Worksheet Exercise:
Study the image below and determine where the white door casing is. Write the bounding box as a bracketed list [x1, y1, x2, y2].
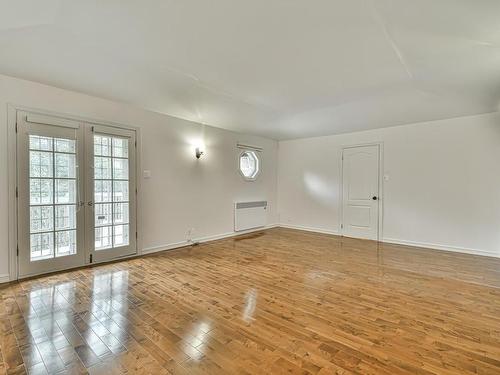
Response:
[342, 145, 380, 240]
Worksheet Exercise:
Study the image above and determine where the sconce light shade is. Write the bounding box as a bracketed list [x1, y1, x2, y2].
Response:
[195, 147, 204, 159]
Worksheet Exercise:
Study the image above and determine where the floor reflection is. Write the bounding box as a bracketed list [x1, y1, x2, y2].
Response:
[242, 288, 257, 323]
[3, 228, 500, 374]
[181, 320, 212, 361]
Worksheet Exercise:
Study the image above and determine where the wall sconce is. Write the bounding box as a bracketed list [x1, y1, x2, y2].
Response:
[195, 147, 204, 159]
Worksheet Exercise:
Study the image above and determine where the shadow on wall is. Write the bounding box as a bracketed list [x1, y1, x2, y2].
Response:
[303, 172, 338, 208]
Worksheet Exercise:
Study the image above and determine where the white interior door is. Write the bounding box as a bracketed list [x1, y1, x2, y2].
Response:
[342, 145, 380, 240]
[86, 124, 137, 263]
[17, 112, 86, 277]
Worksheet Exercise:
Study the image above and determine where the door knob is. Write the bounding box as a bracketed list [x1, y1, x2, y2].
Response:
[372, 196, 378, 200]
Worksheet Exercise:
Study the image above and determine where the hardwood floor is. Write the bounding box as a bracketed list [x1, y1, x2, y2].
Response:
[1, 227, 500, 374]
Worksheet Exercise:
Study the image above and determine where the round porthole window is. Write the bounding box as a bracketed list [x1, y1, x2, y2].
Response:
[239, 150, 260, 180]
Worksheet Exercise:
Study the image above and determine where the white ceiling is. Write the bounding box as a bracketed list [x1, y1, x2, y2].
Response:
[1, 0, 499, 140]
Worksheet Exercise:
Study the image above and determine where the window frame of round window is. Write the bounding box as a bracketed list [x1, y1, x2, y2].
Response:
[238, 150, 260, 181]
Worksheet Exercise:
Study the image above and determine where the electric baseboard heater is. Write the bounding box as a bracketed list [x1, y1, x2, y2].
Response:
[234, 201, 267, 231]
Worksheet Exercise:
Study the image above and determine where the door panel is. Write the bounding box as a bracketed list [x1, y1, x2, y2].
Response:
[17, 112, 85, 278]
[342, 145, 380, 240]
[86, 125, 137, 263]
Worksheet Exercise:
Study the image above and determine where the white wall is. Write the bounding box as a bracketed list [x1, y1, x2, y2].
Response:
[2, 74, 499, 283]
[0, 74, 279, 281]
[278, 112, 500, 257]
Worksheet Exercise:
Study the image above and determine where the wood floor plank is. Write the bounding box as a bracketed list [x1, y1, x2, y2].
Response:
[2, 228, 500, 374]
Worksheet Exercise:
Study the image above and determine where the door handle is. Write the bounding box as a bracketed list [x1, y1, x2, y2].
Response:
[88, 201, 93, 206]
[372, 196, 378, 201]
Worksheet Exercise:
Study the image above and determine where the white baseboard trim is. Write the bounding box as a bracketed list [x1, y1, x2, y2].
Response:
[141, 224, 279, 256]
[279, 223, 340, 236]
[3, 225, 280, 283]
[6, 224, 495, 285]
[278, 223, 499, 259]
[141, 241, 189, 255]
[0, 274, 11, 284]
[382, 237, 500, 259]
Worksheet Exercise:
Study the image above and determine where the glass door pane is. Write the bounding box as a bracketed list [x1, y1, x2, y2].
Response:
[29, 135, 78, 260]
[94, 135, 130, 250]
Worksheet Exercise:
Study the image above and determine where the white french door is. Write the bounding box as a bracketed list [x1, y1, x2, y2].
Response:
[17, 112, 86, 277]
[17, 111, 137, 278]
[85, 125, 137, 263]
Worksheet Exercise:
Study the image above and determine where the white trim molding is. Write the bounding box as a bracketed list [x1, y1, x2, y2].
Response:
[6, 224, 279, 282]
[382, 237, 500, 259]
[7, 104, 18, 282]
[237, 143, 263, 152]
[279, 224, 340, 236]
[141, 224, 279, 255]
[3, 223, 497, 284]
[141, 241, 191, 255]
[278, 224, 499, 259]
[0, 274, 10, 284]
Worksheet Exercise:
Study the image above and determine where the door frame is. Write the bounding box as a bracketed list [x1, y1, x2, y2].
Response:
[7, 104, 142, 281]
[339, 141, 384, 241]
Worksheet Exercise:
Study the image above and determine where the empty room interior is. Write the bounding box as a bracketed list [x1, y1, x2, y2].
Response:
[1, 1, 500, 374]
